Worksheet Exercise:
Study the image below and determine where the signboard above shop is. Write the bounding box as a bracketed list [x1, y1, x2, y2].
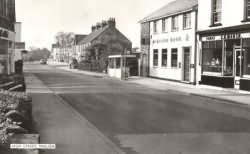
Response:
[202, 32, 250, 41]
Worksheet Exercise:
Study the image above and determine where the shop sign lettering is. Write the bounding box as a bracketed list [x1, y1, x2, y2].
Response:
[221, 34, 241, 40]
[205, 36, 215, 41]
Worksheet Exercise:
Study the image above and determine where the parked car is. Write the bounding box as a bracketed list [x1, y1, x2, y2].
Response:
[69, 58, 78, 69]
[40, 59, 47, 65]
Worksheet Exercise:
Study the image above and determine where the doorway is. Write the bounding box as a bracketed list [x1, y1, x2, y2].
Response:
[234, 48, 244, 89]
[183, 47, 191, 82]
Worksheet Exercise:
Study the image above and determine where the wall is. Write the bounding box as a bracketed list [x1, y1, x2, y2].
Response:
[149, 11, 197, 83]
[198, 0, 246, 31]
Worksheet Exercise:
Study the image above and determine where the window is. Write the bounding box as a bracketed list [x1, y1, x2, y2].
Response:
[153, 49, 158, 66]
[162, 18, 168, 32]
[116, 58, 121, 69]
[243, 38, 250, 76]
[171, 49, 178, 67]
[183, 13, 191, 29]
[243, 0, 250, 21]
[202, 40, 223, 75]
[171, 16, 179, 31]
[162, 49, 168, 67]
[109, 58, 114, 68]
[153, 21, 158, 33]
[211, 0, 222, 25]
[141, 39, 146, 45]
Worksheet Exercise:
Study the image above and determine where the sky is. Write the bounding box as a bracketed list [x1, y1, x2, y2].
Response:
[16, 0, 173, 50]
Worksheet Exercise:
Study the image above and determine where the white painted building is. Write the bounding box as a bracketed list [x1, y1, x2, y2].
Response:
[197, 0, 250, 91]
[140, 0, 198, 84]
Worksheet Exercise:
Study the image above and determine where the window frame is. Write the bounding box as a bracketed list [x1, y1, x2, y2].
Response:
[162, 18, 168, 32]
[153, 20, 158, 33]
[183, 13, 192, 30]
[243, 0, 250, 22]
[210, 0, 222, 27]
[153, 49, 159, 67]
[171, 16, 179, 32]
[171, 48, 178, 68]
[161, 49, 168, 67]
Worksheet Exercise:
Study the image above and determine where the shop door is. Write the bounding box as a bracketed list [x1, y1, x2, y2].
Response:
[234, 49, 243, 89]
[183, 48, 190, 82]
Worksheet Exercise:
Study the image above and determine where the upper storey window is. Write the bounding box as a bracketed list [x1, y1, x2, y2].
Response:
[171, 16, 179, 32]
[153, 20, 159, 33]
[211, 0, 222, 26]
[243, 0, 250, 21]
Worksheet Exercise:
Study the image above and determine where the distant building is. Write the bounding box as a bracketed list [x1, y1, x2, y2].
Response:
[0, 0, 16, 75]
[78, 18, 132, 73]
[72, 34, 87, 61]
[140, 0, 198, 84]
[51, 43, 61, 62]
[14, 22, 25, 61]
[197, 0, 250, 91]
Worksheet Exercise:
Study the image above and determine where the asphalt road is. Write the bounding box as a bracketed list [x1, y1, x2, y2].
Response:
[25, 63, 250, 154]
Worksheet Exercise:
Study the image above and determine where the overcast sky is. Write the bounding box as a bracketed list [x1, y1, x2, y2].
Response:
[16, 0, 173, 49]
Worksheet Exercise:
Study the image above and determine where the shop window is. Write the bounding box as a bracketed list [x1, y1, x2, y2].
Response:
[171, 48, 178, 68]
[183, 13, 191, 29]
[162, 18, 168, 32]
[211, 0, 222, 26]
[243, 38, 250, 77]
[162, 49, 168, 67]
[202, 40, 223, 75]
[171, 16, 179, 32]
[116, 58, 121, 69]
[153, 49, 158, 66]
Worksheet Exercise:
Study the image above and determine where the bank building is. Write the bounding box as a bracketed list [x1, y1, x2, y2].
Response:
[140, 0, 198, 84]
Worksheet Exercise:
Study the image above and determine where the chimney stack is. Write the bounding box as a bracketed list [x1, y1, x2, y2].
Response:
[91, 25, 96, 32]
[107, 17, 116, 27]
[96, 22, 101, 30]
[101, 20, 108, 29]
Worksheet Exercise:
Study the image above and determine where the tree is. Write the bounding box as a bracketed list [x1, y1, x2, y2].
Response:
[55, 32, 75, 48]
[26, 48, 51, 61]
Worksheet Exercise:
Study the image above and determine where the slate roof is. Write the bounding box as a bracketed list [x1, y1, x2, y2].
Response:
[79, 26, 109, 44]
[139, 0, 198, 23]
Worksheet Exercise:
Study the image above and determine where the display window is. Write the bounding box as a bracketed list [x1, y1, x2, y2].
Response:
[243, 38, 250, 78]
[202, 40, 223, 75]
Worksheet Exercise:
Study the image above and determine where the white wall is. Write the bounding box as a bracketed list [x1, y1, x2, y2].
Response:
[198, 0, 246, 31]
[149, 11, 197, 83]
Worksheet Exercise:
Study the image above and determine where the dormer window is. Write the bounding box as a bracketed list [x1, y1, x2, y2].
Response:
[210, 0, 222, 26]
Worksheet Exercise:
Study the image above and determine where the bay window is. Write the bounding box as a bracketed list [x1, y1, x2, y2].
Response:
[243, 38, 250, 77]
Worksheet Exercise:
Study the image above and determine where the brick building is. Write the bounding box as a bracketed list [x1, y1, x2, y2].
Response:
[78, 18, 132, 73]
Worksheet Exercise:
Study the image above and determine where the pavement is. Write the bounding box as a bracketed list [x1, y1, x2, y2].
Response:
[48, 61, 250, 106]
[24, 62, 250, 154]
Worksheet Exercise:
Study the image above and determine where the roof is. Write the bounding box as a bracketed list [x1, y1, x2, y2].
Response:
[75, 34, 87, 45]
[79, 26, 109, 44]
[139, 0, 198, 23]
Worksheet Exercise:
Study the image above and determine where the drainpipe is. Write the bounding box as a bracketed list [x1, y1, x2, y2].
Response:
[194, 9, 198, 85]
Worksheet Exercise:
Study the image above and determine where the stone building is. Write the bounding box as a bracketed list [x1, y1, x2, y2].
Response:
[197, 0, 250, 91]
[78, 18, 132, 73]
[0, 0, 16, 75]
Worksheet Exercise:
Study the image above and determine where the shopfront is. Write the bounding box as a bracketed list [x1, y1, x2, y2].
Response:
[200, 32, 250, 91]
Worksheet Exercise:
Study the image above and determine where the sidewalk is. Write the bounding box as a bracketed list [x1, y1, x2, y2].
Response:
[24, 73, 124, 154]
[49, 62, 250, 106]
